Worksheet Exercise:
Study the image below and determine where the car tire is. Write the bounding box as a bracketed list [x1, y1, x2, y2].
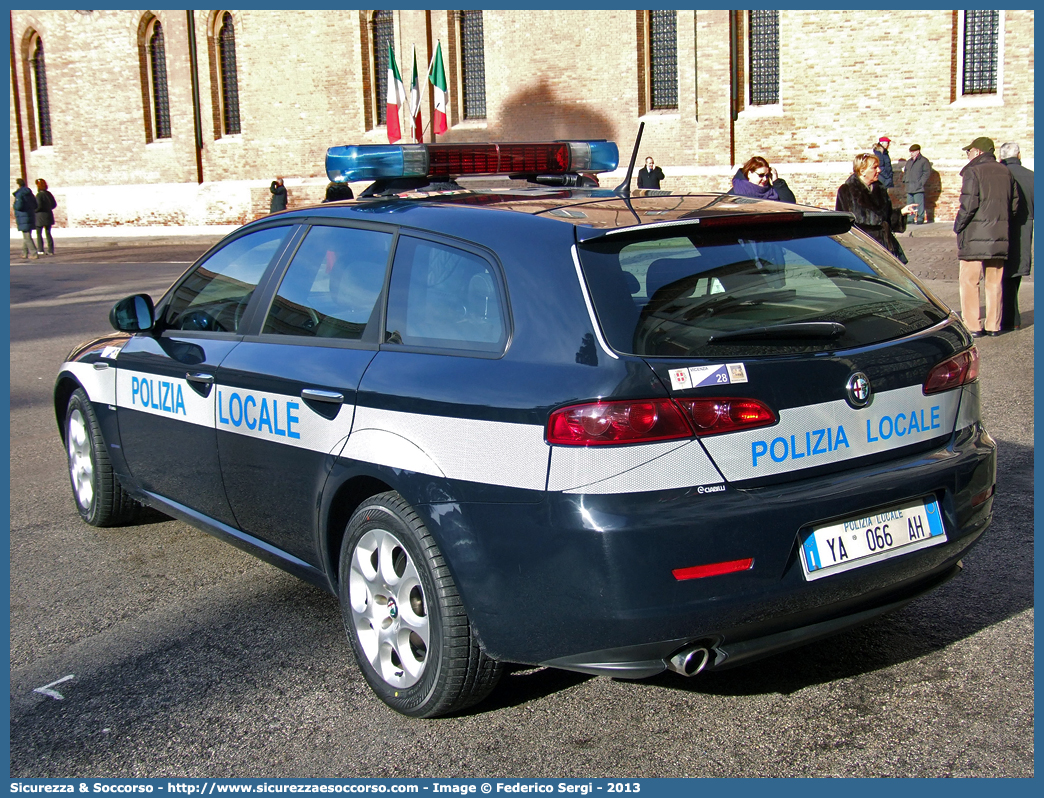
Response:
[338, 491, 503, 717]
[65, 387, 142, 527]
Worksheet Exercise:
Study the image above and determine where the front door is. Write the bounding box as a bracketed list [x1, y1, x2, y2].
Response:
[117, 225, 295, 524]
[215, 223, 393, 563]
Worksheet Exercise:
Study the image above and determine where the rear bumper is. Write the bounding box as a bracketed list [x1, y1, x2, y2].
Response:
[542, 558, 967, 678]
[435, 423, 995, 671]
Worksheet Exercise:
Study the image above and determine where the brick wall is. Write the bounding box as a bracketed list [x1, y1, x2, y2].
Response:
[10, 10, 1034, 228]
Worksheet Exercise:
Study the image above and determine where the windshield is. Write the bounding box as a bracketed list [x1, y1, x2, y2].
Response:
[576, 228, 947, 358]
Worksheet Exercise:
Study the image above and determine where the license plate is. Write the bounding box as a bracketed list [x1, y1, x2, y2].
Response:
[801, 497, 947, 581]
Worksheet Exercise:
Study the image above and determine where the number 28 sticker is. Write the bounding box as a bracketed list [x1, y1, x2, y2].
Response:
[670, 363, 748, 391]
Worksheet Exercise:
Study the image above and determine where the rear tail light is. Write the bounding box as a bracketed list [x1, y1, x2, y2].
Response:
[546, 396, 777, 445]
[923, 348, 979, 395]
[547, 399, 693, 446]
[675, 398, 776, 436]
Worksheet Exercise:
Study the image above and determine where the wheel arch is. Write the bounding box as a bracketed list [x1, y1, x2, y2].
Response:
[319, 472, 395, 591]
[54, 372, 83, 443]
[318, 468, 477, 601]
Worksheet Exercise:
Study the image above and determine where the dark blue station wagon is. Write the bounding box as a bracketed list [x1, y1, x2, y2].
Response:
[55, 141, 996, 716]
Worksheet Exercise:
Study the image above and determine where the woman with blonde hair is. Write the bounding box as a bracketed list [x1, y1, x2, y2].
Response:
[835, 152, 917, 263]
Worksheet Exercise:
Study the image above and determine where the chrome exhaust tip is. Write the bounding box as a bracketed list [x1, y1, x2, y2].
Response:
[666, 646, 710, 677]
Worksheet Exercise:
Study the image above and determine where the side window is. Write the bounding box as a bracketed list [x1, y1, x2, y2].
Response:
[385, 237, 506, 352]
[263, 225, 392, 340]
[163, 226, 290, 333]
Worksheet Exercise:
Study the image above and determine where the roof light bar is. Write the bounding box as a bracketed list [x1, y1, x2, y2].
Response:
[326, 141, 619, 183]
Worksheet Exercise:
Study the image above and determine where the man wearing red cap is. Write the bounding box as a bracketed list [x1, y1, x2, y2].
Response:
[873, 137, 894, 189]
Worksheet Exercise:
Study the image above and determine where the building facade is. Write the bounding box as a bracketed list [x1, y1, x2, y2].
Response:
[10, 9, 1035, 228]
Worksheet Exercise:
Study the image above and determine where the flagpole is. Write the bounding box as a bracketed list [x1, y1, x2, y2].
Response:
[425, 10, 435, 143]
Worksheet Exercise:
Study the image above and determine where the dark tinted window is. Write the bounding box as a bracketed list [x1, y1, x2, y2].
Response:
[163, 226, 289, 333]
[263, 225, 392, 340]
[577, 229, 946, 358]
[385, 237, 505, 352]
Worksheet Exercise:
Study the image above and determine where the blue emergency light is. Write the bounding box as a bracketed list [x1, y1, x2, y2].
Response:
[326, 141, 619, 183]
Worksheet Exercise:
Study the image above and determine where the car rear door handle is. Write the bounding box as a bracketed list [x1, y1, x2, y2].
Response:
[301, 389, 345, 404]
[185, 372, 214, 397]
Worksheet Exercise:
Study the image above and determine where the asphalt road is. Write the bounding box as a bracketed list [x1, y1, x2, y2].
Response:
[7, 236, 1034, 778]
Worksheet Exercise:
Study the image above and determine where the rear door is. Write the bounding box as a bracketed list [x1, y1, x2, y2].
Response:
[213, 222, 393, 563]
[116, 225, 296, 524]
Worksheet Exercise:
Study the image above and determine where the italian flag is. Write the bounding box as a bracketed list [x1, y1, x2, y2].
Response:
[428, 41, 448, 135]
[385, 45, 406, 143]
[409, 49, 423, 142]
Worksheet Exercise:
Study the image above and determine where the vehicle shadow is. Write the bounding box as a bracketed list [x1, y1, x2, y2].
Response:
[467, 666, 594, 715]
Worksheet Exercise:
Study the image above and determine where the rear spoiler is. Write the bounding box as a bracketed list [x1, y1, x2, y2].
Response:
[575, 209, 855, 243]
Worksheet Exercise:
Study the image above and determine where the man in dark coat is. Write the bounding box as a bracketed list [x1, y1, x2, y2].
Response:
[953, 136, 1019, 337]
[12, 177, 39, 259]
[998, 142, 1034, 331]
[902, 144, 932, 224]
[636, 157, 665, 189]
[270, 177, 288, 212]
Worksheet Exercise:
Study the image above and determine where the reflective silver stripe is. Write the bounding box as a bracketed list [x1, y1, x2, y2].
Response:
[73, 364, 551, 490]
[702, 383, 961, 481]
[570, 244, 619, 361]
[344, 406, 549, 490]
[548, 438, 723, 494]
[61, 361, 117, 406]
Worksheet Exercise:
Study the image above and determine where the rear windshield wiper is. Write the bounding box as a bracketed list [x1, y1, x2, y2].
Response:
[707, 321, 846, 343]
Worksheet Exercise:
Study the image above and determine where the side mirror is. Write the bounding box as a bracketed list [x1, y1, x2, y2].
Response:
[110, 294, 156, 333]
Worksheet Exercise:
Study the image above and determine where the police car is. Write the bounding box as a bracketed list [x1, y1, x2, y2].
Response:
[55, 137, 995, 718]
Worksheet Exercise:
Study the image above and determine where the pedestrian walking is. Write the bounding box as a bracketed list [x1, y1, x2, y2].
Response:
[637, 157, 665, 189]
[954, 136, 1019, 337]
[835, 152, 917, 263]
[12, 178, 39, 259]
[270, 177, 288, 212]
[902, 145, 931, 225]
[998, 141, 1034, 331]
[873, 137, 894, 189]
[34, 178, 57, 255]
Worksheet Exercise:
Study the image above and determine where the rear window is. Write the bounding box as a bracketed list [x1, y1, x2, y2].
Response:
[577, 228, 947, 358]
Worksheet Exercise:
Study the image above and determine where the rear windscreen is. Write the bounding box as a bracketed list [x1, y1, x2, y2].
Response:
[577, 229, 948, 358]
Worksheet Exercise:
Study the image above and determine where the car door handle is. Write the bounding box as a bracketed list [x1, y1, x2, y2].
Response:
[301, 389, 345, 404]
[185, 372, 214, 397]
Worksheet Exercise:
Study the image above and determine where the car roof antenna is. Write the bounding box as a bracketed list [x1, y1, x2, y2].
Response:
[613, 122, 645, 197]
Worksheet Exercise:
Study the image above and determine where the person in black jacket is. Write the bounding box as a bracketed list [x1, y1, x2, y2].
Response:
[270, 177, 288, 212]
[954, 136, 1019, 337]
[12, 178, 39, 259]
[34, 178, 57, 255]
[636, 157, 664, 189]
[835, 152, 917, 263]
[322, 181, 355, 203]
[998, 141, 1034, 331]
[902, 145, 931, 225]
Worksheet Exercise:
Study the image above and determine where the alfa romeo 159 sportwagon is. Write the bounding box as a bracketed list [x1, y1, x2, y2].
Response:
[55, 139, 995, 717]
